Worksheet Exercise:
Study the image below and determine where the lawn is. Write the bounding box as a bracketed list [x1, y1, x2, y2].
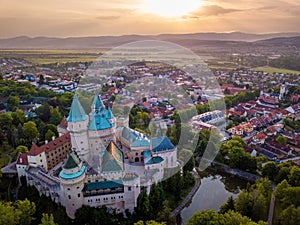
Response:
[253, 66, 300, 75]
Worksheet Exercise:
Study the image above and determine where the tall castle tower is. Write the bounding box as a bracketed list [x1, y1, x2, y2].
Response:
[67, 93, 90, 162]
[59, 152, 86, 218]
[88, 93, 116, 156]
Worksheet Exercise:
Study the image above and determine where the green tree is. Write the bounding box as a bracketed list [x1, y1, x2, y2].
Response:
[262, 162, 277, 181]
[186, 210, 224, 225]
[45, 130, 56, 142]
[11, 109, 26, 126]
[23, 121, 39, 142]
[219, 196, 235, 214]
[16, 199, 36, 225]
[0, 201, 20, 225]
[39, 213, 57, 225]
[135, 190, 151, 221]
[289, 166, 300, 187]
[149, 184, 165, 218]
[49, 107, 63, 125]
[279, 205, 300, 225]
[276, 136, 287, 146]
[36, 103, 51, 122]
[12, 145, 28, 160]
[7, 95, 20, 111]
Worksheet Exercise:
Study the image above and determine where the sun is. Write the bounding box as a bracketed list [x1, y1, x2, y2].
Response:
[142, 0, 203, 18]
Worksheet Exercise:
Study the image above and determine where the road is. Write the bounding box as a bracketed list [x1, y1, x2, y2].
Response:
[171, 169, 201, 217]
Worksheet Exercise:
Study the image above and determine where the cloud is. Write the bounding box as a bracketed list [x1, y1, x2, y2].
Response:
[96, 15, 121, 20]
[183, 5, 241, 19]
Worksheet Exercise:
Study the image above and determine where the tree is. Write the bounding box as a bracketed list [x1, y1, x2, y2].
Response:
[16, 199, 36, 225]
[23, 121, 39, 142]
[134, 221, 166, 225]
[135, 190, 151, 221]
[235, 191, 254, 218]
[186, 210, 224, 225]
[149, 184, 165, 219]
[289, 166, 300, 187]
[12, 145, 28, 160]
[7, 95, 20, 112]
[220, 196, 235, 214]
[279, 205, 300, 225]
[0, 201, 20, 225]
[276, 136, 287, 146]
[36, 103, 51, 122]
[39, 213, 57, 225]
[45, 130, 56, 142]
[262, 162, 277, 181]
[49, 107, 63, 125]
[11, 109, 26, 126]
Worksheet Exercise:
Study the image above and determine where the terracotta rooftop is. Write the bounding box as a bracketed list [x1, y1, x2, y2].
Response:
[28, 133, 71, 156]
[58, 116, 68, 129]
[16, 153, 28, 165]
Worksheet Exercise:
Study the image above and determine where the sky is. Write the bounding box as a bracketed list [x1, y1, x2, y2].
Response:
[0, 0, 300, 38]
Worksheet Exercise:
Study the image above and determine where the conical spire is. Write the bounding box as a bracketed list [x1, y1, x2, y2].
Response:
[67, 93, 88, 122]
[91, 92, 104, 111]
[106, 105, 114, 119]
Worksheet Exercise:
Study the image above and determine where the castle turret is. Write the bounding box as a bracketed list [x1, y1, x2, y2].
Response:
[59, 151, 86, 218]
[67, 93, 90, 162]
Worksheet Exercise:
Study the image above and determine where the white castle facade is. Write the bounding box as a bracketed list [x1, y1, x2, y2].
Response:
[14, 93, 177, 218]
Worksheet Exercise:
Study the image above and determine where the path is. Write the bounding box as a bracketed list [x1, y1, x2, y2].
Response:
[267, 183, 276, 225]
[171, 169, 201, 217]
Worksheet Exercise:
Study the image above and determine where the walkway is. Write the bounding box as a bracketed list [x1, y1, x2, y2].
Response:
[267, 183, 276, 225]
[171, 169, 201, 217]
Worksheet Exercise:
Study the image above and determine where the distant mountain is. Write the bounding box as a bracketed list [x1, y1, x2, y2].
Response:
[0, 32, 299, 49]
[255, 36, 300, 47]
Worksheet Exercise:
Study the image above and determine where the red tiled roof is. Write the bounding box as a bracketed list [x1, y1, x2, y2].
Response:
[58, 116, 68, 129]
[28, 133, 71, 156]
[16, 153, 28, 165]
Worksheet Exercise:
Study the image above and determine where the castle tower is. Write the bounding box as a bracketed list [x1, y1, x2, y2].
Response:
[59, 152, 86, 218]
[88, 94, 116, 155]
[67, 93, 90, 162]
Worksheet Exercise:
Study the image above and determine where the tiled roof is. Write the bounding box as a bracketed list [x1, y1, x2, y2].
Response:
[91, 93, 104, 110]
[28, 133, 71, 156]
[89, 115, 112, 130]
[63, 151, 81, 169]
[67, 93, 88, 122]
[58, 116, 68, 129]
[145, 156, 164, 165]
[83, 180, 123, 191]
[101, 141, 124, 172]
[16, 153, 28, 165]
[152, 136, 174, 152]
[106, 106, 114, 119]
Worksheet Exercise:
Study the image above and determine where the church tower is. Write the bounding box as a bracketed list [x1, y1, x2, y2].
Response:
[67, 93, 90, 162]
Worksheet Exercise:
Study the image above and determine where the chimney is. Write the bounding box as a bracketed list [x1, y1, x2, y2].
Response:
[45, 140, 48, 144]
[52, 136, 55, 141]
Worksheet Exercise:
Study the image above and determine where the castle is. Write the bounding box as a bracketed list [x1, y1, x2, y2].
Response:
[14, 93, 177, 218]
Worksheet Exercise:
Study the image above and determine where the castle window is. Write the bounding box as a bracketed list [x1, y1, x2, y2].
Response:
[68, 195, 71, 199]
[128, 187, 131, 191]
[81, 141, 83, 144]
[78, 194, 80, 198]
[67, 188, 70, 191]
[77, 186, 80, 189]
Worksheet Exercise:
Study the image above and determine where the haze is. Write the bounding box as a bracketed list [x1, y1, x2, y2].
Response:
[0, 0, 300, 38]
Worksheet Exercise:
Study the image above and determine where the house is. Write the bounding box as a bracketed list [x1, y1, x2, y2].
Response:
[253, 132, 267, 144]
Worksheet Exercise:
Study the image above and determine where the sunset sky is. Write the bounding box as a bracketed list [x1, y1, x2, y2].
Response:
[1, 0, 300, 38]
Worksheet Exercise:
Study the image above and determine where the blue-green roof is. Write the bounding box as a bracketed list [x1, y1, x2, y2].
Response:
[89, 115, 112, 130]
[145, 156, 164, 165]
[106, 106, 114, 119]
[143, 150, 151, 161]
[91, 93, 104, 111]
[67, 93, 88, 122]
[101, 141, 124, 172]
[59, 165, 86, 180]
[83, 180, 123, 191]
[63, 152, 81, 169]
[131, 139, 150, 148]
[152, 136, 174, 152]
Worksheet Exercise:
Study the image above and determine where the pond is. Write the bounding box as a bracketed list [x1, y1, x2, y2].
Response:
[180, 173, 248, 224]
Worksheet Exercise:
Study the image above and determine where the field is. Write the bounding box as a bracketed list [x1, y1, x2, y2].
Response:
[253, 66, 300, 75]
[0, 49, 103, 65]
